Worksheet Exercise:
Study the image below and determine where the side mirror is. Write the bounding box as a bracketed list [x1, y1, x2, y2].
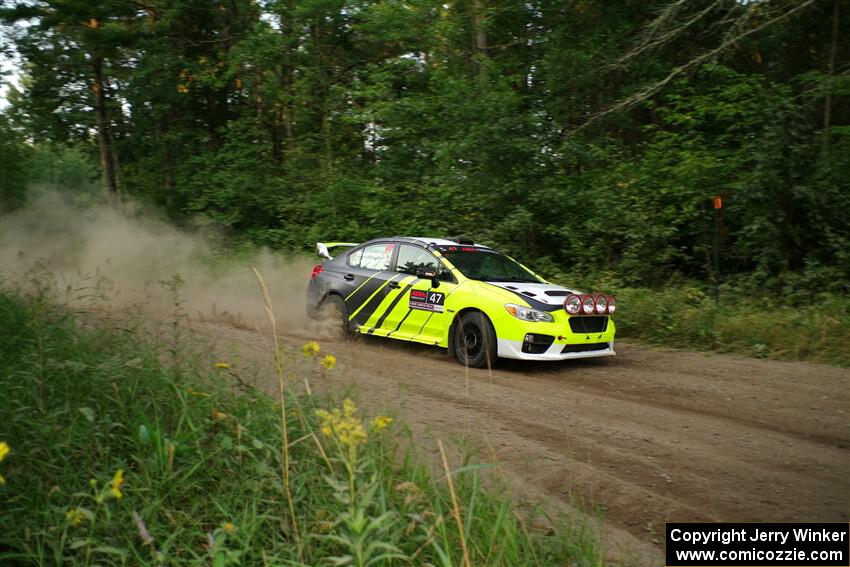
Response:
[415, 267, 440, 288]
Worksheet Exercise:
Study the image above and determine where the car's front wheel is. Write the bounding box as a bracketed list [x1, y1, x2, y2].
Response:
[453, 311, 497, 368]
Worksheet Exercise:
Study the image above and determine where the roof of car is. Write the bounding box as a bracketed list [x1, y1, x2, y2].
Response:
[387, 236, 492, 248]
[348, 236, 493, 252]
[405, 237, 461, 245]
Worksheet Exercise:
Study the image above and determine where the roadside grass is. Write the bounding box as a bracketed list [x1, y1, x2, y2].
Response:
[0, 288, 602, 566]
[611, 287, 850, 366]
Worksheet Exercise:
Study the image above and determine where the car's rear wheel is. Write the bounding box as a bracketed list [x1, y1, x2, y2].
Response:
[318, 294, 351, 340]
[453, 311, 497, 368]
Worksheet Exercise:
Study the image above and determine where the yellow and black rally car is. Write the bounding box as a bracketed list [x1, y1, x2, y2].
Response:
[306, 237, 616, 368]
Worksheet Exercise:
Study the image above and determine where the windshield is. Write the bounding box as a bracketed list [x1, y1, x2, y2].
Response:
[441, 249, 541, 283]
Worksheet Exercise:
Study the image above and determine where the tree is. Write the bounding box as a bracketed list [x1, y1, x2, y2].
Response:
[0, 112, 28, 212]
[1, 0, 140, 198]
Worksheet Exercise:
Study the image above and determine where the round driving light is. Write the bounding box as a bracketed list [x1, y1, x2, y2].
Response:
[607, 295, 616, 314]
[564, 293, 581, 315]
[594, 294, 607, 314]
[581, 294, 595, 315]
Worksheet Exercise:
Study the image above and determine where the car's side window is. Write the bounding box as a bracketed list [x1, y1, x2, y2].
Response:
[396, 245, 453, 281]
[348, 248, 364, 267]
[351, 243, 394, 271]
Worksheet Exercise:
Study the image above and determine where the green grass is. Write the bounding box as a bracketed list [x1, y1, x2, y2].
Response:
[0, 290, 602, 566]
[611, 286, 850, 366]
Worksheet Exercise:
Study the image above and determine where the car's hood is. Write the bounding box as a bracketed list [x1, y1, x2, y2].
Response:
[485, 282, 583, 307]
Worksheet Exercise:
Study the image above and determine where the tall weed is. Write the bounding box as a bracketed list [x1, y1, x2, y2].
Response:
[0, 288, 603, 565]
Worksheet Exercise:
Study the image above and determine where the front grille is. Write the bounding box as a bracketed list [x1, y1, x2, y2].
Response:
[561, 342, 609, 354]
[568, 316, 608, 334]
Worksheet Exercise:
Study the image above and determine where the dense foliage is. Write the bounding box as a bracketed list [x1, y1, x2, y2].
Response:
[1, 0, 848, 293]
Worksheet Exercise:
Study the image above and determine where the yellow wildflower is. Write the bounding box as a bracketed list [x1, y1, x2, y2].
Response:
[370, 415, 393, 432]
[0, 441, 9, 485]
[66, 508, 86, 527]
[321, 354, 336, 370]
[111, 469, 124, 499]
[302, 341, 320, 357]
[315, 399, 367, 449]
[223, 522, 236, 534]
[343, 399, 357, 416]
[214, 362, 230, 369]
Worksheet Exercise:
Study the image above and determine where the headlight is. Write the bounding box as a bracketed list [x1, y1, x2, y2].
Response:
[607, 295, 616, 314]
[505, 304, 554, 323]
[581, 294, 595, 315]
[594, 294, 607, 315]
[564, 293, 581, 315]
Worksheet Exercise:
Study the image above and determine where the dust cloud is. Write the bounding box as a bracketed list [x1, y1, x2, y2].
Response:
[0, 189, 319, 335]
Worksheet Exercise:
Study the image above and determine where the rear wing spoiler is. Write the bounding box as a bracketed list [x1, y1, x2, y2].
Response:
[316, 242, 358, 260]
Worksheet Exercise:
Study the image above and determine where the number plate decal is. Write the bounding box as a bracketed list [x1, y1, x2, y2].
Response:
[409, 290, 445, 312]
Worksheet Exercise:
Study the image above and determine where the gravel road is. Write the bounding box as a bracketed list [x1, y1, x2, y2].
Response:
[199, 322, 849, 565]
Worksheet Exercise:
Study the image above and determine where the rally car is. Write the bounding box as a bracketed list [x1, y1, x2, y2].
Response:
[306, 237, 616, 368]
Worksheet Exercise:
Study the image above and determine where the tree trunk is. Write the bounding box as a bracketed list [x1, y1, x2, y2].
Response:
[823, 0, 839, 150]
[471, 0, 488, 79]
[278, 2, 296, 157]
[472, 0, 488, 54]
[92, 57, 119, 199]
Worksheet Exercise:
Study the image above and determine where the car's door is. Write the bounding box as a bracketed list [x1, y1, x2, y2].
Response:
[379, 244, 457, 344]
[341, 242, 402, 330]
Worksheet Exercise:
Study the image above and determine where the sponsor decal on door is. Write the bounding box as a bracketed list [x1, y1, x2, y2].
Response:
[409, 290, 445, 312]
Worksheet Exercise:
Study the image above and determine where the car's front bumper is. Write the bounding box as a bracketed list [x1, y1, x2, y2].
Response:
[496, 338, 616, 361]
[490, 311, 617, 361]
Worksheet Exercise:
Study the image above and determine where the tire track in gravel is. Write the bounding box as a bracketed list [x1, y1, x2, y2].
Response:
[196, 322, 850, 565]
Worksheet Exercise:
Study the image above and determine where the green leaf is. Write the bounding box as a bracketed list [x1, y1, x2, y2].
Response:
[93, 546, 128, 559]
[68, 539, 90, 550]
[138, 424, 151, 445]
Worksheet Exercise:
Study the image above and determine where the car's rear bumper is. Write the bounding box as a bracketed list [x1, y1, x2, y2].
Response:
[496, 338, 616, 361]
[306, 281, 324, 319]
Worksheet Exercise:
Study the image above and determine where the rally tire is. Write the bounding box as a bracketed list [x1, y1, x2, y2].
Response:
[453, 312, 497, 369]
[320, 294, 351, 340]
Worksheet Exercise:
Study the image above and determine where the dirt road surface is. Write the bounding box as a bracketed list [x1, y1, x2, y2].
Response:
[198, 322, 849, 565]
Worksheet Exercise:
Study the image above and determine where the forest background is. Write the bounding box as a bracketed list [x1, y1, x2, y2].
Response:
[1, 0, 848, 361]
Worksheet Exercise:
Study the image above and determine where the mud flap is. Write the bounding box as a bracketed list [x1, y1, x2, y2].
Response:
[446, 319, 456, 357]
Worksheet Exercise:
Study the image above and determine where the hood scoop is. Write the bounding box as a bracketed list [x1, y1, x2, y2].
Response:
[486, 281, 578, 307]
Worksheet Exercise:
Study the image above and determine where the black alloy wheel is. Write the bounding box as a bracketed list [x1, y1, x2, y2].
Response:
[454, 311, 497, 368]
